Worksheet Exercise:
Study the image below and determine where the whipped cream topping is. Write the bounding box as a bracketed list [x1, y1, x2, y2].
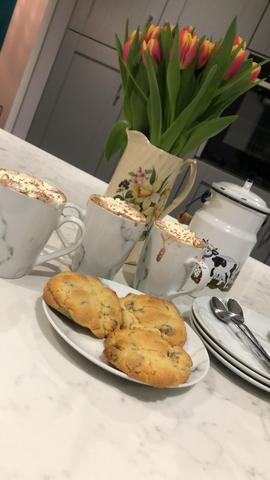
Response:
[156, 219, 206, 248]
[0, 169, 66, 204]
[90, 194, 146, 223]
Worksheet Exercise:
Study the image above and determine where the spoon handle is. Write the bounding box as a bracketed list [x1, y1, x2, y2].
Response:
[233, 321, 270, 365]
[241, 324, 270, 363]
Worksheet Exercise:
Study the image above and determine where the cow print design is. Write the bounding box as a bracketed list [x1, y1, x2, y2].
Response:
[201, 245, 240, 291]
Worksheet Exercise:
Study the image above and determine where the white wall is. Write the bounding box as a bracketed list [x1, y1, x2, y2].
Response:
[0, 0, 50, 128]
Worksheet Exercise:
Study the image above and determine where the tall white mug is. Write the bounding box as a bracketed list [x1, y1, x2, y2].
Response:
[0, 169, 85, 278]
[134, 218, 210, 298]
[72, 194, 146, 279]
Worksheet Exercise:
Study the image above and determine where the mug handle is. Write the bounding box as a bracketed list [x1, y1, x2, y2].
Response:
[56, 203, 86, 248]
[159, 159, 197, 219]
[167, 258, 210, 298]
[34, 215, 85, 266]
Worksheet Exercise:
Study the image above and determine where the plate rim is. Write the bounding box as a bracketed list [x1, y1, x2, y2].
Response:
[41, 278, 210, 389]
[190, 313, 270, 392]
[192, 297, 270, 381]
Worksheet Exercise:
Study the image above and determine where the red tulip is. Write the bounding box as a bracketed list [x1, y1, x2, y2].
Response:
[142, 38, 161, 64]
[197, 38, 214, 69]
[145, 24, 161, 43]
[250, 62, 261, 80]
[123, 30, 142, 64]
[224, 34, 247, 80]
[179, 26, 199, 68]
[123, 39, 132, 64]
[233, 34, 246, 48]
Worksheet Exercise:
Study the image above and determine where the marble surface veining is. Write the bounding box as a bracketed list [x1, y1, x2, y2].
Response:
[0, 129, 269, 480]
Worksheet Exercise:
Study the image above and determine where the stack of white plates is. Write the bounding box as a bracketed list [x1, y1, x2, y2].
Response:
[190, 297, 270, 393]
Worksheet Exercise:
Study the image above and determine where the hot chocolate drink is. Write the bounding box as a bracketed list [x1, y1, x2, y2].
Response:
[90, 194, 146, 224]
[0, 169, 66, 204]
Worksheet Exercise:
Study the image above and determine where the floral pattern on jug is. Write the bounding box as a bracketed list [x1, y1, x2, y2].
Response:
[191, 243, 240, 292]
[113, 166, 171, 233]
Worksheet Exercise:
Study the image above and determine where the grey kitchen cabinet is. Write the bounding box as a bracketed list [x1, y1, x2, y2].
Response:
[171, 159, 270, 265]
[69, 0, 175, 48]
[176, 0, 268, 42]
[249, 4, 270, 55]
[27, 30, 123, 180]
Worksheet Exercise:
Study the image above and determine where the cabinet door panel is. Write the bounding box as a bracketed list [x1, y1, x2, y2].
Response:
[27, 31, 122, 177]
[249, 6, 270, 56]
[70, 0, 166, 47]
[177, 0, 268, 41]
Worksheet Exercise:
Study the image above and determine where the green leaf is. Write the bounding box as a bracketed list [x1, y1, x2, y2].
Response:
[115, 35, 127, 91]
[215, 59, 253, 97]
[114, 195, 125, 201]
[124, 61, 148, 101]
[159, 25, 174, 67]
[149, 168, 157, 185]
[160, 65, 217, 152]
[104, 120, 129, 160]
[126, 62, 149, 132]
[124, 18, 129, 42]
[145, 53, 162, 146]
[157, 174, 170, 193]
[179, 115, 238, 157]
[175, 66, 196, 116]
[166, 25, 180, 125]
[202, 17, 237, 84]
[127, 28, 141, 70]
[206, 79, 260, 120]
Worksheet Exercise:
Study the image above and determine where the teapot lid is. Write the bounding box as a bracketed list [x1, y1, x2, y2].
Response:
[211, 179, 270, 214]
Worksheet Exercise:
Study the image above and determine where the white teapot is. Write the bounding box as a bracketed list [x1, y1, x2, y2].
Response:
[189, 179, 270, 294]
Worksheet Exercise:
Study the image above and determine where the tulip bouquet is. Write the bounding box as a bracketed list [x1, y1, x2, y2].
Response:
[105, 18, 262, 160]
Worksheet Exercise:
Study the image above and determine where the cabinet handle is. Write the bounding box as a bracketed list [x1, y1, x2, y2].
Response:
[0, 105, 3, 116]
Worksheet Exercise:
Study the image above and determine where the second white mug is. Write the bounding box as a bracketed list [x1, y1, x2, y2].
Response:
[72, 194, 146, 279]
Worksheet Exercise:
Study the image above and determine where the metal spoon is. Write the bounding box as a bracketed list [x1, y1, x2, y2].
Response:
[210, 297, 270, 365]
[227, 298, 270, 364]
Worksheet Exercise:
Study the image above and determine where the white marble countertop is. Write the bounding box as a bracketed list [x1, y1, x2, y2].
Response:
[0, 129, 269, 480]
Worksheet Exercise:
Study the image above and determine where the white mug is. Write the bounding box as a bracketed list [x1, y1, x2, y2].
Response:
[134, 219, 210, 298]
[0, 170, 85, 278]
[72, 194, 146, 279]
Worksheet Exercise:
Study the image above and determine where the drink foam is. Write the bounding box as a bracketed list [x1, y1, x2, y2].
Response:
[155, 218, 206, 247]
[0, 169, 66, 204]
[90, 194, 146, 223]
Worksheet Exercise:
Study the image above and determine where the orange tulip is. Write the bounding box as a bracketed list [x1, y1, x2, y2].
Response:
[224, 34, 247, 80]
[142, 38, 161, 64]
[179, 26, 199, 68]
[197, 38, 214, 69]
[250, 62, 261, 81]
[145, 24, 161, 42]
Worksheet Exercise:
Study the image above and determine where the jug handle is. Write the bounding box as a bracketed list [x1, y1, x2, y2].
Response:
[159, 159, 197, 219]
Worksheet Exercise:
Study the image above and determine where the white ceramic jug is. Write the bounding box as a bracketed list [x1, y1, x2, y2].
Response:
[189, 179, 270, 295]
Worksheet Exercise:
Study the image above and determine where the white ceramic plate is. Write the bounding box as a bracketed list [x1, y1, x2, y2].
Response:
[193, 296, 270, 381]
[191, 310, 270, 390]
[190, 313, 270, 393]
[42, 278, 210, 389]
